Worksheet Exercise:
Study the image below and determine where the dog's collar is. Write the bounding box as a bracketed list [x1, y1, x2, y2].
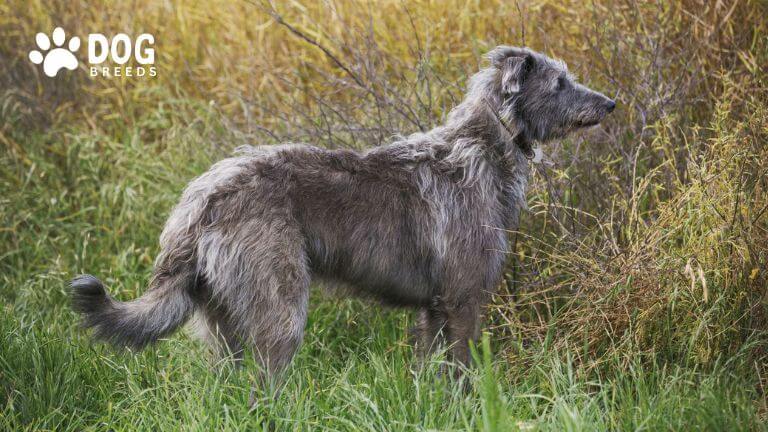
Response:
[514, 135, 535, 159]
[483, 98, 535, 160]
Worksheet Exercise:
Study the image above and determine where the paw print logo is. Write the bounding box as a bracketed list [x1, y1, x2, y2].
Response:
[28, 27, 80, 77]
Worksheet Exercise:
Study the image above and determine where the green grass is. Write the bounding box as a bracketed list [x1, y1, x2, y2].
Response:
[1, 299, 764, 431]
[1, 98, 765, 431]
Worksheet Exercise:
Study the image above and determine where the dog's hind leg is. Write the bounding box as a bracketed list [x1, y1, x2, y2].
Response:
[198, 216, 310, 378]
[193, 306, 245, 361]
[247, 236, 310, 377]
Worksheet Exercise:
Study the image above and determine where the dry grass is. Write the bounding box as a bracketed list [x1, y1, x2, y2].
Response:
[496, 78, 767, 366]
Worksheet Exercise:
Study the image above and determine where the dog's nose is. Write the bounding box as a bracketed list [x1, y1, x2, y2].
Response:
[606, 100, 616, 113]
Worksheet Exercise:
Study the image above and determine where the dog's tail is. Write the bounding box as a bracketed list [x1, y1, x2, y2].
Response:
[70, 156, 245, 349]
[71, 261, 197, 350]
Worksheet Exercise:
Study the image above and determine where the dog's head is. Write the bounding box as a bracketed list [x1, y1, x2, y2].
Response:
[487, 46, 615, 144]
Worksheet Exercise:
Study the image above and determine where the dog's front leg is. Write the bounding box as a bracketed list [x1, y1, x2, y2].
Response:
[444, 300, 481, 372]
[413, 306, 447, 359]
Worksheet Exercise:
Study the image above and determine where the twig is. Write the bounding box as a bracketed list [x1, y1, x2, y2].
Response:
[247, 0, 366, 88]
[515, 1, 526, 46]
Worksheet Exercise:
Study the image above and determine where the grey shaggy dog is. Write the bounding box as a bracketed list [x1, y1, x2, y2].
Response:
[71, 46, 615, 376]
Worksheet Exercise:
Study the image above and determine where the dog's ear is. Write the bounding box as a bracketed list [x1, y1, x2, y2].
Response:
[500, 54, 532, 95]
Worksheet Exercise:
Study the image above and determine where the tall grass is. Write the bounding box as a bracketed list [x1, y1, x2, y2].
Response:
[497, 75, 768, 365]
[1, 0, 766, 430]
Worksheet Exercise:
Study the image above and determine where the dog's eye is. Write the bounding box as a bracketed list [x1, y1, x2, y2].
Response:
[556, 76, 567, 91]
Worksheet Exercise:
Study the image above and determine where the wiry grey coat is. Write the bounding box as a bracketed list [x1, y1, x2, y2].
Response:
[71, 46, 615, 374]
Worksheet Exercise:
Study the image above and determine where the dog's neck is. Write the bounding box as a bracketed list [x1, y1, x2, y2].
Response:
[481, 97, 535, 159]
[428, 94, 530, 229]
[440, 94, 532, 167]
